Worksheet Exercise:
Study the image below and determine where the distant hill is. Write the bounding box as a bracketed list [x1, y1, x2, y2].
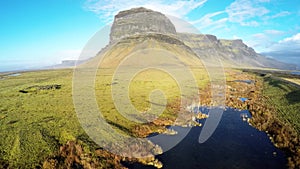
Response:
[46, 60, 86, 69]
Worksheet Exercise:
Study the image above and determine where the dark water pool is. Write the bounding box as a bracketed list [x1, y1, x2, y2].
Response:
[7, 73, 21, 77]
[291, 71, 300, 76]
[234, 80, 254, 84]
[125, 108, 287, 169]
[239, 97, 248, 102]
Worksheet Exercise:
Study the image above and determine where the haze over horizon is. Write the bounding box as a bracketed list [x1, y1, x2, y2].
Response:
[1, 0, 299, 72]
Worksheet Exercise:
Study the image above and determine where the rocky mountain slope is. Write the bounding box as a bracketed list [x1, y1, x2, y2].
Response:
[93, 7, 296, 70]
[178, 33, 296, 69]
[81, 7, 202, 69]
[110, 7, 176, 43]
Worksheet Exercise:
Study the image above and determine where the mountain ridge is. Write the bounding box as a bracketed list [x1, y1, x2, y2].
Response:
[94, 7, 296, 70]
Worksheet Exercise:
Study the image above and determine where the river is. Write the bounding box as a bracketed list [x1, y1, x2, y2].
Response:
[125, 108, 287, 169]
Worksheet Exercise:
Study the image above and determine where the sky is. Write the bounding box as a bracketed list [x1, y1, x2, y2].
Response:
[0, 0, 300, 71]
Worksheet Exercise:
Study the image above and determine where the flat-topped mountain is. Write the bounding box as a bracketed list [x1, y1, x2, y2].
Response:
[93, 7, 296, 70]
[110, 7, 176, 43]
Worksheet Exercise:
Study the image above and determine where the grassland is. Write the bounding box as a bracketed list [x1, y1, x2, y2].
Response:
[94, 67, 209, 136]
[0, 65, 209, 168]
[261, 74, 300, 168]
[282, 77, 300, 86]
[262, 75, 300, 134]
[1, 65, 300, 168]
[0, 35, 213, 168]
[0, 69, 83, 168]
[241, 69, 300, 134]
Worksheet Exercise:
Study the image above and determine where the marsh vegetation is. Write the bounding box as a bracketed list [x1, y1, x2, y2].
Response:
[0, 67, 300, 168]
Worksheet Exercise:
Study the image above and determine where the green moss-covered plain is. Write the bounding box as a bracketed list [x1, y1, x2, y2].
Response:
[263, 75, 300, 134]
[0, 66, 209, 168]
[1, 67, 300, 168]
[0, 69, 82, 168]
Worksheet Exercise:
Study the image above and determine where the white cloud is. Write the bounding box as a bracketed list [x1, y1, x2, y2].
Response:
[84, 0, 207, 23]
[280, 33, 300, 43]
[258, 0, 270, 2]
[202, 18, 228, 32]
[247, 33, 268, 50]
[233, 35, 241, 39]
[224, 0, 292, 30]
[246, 30, 287, 52]
[240, 21, 259, 27]
[167, 15, 200, 33]
[260, 33, 300, 66]
[190, 11, 228, 32]
[191, 11, 224, 25]
[54, 49, 82, 63]
[264, 11, 291, 20]
[225, 0, 269, 26]
[252, 33, 267, 39]
[264, 29, 284, 35]
[246, 32, 279, 52]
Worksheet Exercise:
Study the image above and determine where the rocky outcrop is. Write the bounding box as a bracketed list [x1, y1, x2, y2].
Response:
[110, 7, 176, 43]
[19, 84, 61, 93]
[177, 33, 296, 69]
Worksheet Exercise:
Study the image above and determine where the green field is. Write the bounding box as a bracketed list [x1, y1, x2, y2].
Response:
[0, 66, 209, 168]
[0, 69, 82, 168]
[262, 75, 300, 134]
[1, 67, 300, 168]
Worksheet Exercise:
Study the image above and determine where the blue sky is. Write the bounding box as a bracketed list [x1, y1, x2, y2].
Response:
[0, 0, 299, 71]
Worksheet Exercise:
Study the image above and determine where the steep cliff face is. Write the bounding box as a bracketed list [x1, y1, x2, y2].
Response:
[110, 7, 176, 43]
[177, 33, 296, 69]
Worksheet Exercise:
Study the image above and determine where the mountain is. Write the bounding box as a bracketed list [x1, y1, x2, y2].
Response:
[83, 7, 203, 69]
[86, 7, 296, 70]
[110, 7, 176, 43]
[178, 33, 296, 69]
